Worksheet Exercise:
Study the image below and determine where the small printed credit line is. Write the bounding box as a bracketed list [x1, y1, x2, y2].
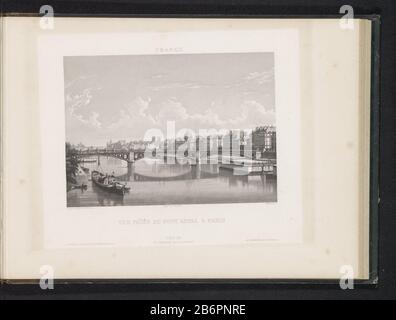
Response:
[150, 304, 246, 317]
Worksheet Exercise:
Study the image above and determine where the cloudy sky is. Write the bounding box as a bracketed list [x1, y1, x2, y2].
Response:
[64, 52, 275, 146]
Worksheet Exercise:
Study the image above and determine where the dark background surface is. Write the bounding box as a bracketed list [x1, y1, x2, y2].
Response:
[0, 0, 395, 300]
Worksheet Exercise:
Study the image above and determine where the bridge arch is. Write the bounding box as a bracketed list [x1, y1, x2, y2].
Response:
[75, 148, 141, 163]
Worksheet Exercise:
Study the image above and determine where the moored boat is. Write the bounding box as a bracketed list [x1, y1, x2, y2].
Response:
[91, 170, 128, 195]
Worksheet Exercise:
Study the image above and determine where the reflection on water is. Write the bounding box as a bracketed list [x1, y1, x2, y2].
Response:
[67, 156, 277, 207]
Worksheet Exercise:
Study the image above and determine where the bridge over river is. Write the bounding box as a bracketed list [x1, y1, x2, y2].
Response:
[75, 148, 146, 163]
[75, 147, 277, 177]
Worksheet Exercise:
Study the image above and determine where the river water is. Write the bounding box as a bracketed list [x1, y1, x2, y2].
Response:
[67, 156, 277, 207]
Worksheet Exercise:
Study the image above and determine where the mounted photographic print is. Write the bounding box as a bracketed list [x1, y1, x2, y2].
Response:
[33, 25, 303, 250]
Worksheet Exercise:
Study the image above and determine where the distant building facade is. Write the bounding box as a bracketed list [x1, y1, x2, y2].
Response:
[251, 126, 276, 159]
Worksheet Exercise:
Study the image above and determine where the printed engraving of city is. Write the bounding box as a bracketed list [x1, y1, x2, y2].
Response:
[64, 52, 277, 208]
